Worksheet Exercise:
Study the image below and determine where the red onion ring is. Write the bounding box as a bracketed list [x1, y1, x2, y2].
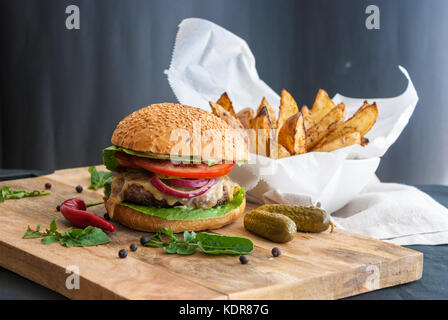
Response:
[150, 175, 218, 198]
[164, 178, 209, 188]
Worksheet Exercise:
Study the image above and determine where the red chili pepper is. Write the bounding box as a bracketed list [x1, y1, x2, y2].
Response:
[60, 198, 115, 232]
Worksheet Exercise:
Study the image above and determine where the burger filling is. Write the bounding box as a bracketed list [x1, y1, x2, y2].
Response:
[107, 168, 239, 218]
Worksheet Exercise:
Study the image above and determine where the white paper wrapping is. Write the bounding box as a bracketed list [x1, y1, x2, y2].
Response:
[165, 18, 419, 214]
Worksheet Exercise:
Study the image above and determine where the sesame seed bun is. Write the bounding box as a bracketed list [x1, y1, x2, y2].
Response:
[105, 195, 246, 233]
[111, 103, 248, 162]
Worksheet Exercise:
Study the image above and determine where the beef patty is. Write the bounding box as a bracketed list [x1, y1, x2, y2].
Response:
[123, 184, 229, 208]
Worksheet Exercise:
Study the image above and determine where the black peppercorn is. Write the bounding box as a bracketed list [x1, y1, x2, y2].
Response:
[56, 205, 61, 212]
[130, 244, 138, 252]
[75, 185, 83, 193]
[271, 247, 281, 257]
[118, 249, 128, 259]
[239, 255, 249, 264]
[140, 236, 150, 246]
[45, 183, 52, 190]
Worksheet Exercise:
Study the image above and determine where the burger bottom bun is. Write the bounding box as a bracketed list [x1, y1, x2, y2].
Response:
[106, 196, 246, 233]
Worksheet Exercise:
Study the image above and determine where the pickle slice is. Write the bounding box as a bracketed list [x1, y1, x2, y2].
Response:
[257, 204, 333, 233]
[244, 210, 296, 243]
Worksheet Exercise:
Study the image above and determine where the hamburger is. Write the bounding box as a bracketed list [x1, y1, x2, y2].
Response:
[102, 103, 248, 232]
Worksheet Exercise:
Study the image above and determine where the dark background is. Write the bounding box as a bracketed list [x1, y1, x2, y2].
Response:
[1, 0, 447, 185]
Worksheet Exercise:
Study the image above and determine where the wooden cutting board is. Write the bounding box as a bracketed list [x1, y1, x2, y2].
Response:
[0, 166, 423, 299]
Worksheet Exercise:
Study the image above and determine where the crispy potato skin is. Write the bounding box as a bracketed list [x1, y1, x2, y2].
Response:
[312, 130, 361, 152]
[253, 106, 272, 157]
[276, 143, 291, 158]
[278, 112, 306, 155]
[310, 89, 336, 124]
[306, 103, 346, 150]
[216, 92, 237, 118]
[278, 89, 299, 130]
[256, 97, 277, 129]
[269, 141, 291, 159]
[237, 107, 255, 129]
[301, 105, 315, 130]
[209, 101, 248, 146]
[315, 102, 378, 148]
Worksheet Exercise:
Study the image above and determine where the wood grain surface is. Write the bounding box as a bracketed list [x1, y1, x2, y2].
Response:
[0, 166, 423, 299]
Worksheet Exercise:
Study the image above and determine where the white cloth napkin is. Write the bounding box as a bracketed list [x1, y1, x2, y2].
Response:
[331, 180, 448, 245]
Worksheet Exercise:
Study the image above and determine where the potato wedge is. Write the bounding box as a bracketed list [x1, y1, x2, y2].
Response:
[277, 143, 291, 159]
[306, 103, 346, 150]
[278, 112, 306, 155]
[310, 89, 336, 124]
[216, 92, 237, 118]
[269, 142, 291, 159]
[237, 107, 255, 129]
[316, 102, 378, 146]
[256, 97, 276, 129]
[301, 105, 315, 130]
[278, 89, 299, 130]
[252, 106, 272, 157]
[209, 102, 244, 130]
[361, 136, 369, 147]
[209, 102, 247, 144]
[312, 130, 361, 152]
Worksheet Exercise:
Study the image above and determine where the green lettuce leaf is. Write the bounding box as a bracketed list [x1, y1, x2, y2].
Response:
[103, 146, 195, 171]
[102, 145, 244, 170]
[120, 188, 245, 221]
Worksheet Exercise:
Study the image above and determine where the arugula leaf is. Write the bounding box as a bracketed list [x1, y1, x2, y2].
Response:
[0, 186, 50, 203]
[88, 166, 113, 190]
[23, 220, 109, 248]
[23, 224, 44, 239]
[164, 242, 196, 255]
[196, 233, 253, 255]
[41, 236, 58, 245]
[144, 228, 253, 256]
[59, 226, 110, 247]
[183, 230, 196, 243]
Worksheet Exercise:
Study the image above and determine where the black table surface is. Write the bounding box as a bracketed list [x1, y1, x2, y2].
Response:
[1, 170, 447, 300]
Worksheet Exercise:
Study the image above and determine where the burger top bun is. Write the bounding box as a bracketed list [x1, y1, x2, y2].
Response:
[111, 103, 248, 162]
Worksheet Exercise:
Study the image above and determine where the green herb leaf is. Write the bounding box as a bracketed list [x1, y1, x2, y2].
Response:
[49, 219, 58, 233]
[176, 243, 197, 255]
[59, 226, 110, 247]
[23, 225, 44, 239]
[22, 220, 109, 248]
[144, 228, 253, 256]
[0, 186, 50, 202]
[85, 200, 105, 208]
[196, 233, 254, 255]
[183, 230, 196, 243]
[41, 235, 58, 245]
[88, 166, 113, 190]
[164, 242, 196, 255]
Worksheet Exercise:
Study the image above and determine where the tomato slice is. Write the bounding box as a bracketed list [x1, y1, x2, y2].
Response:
[115, 152, 235, 179]
[114, 152, 140, 168]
